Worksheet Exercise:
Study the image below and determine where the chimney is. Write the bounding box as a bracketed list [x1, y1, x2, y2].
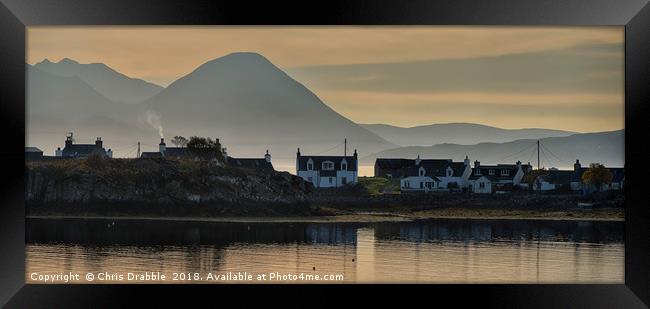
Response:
[107, 149, 113, 158]
[159, 138, 166, 155]
[65, 133, 73, 147]
[95, 137, 103, 148]
[55, 147, 62, 157]
[474, 160, 480, 169]
[464, 155, 470, 166]
[297, 147, 301, 158]
[574, 159, 581, 172]
[265, 149, 271, 163]
[415, 155, 421, 165]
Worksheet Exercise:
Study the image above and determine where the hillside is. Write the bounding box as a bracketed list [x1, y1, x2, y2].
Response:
[363, 130, 624, 168]
[34, 58, 163, 104]
[361, 123, 576, 146]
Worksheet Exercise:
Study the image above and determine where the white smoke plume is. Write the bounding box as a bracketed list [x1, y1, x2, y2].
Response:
[145, 110, 164, 138]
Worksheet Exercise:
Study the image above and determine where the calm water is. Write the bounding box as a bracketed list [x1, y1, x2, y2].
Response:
[26, 218, 623, 283]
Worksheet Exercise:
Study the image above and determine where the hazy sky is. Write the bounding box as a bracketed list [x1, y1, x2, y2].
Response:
[27, 26, 624, 132]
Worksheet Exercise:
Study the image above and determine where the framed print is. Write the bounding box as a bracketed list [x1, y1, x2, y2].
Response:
[0, 0, 649, 307]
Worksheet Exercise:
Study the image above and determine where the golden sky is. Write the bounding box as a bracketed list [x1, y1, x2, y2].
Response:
[27, 26, 624, 132]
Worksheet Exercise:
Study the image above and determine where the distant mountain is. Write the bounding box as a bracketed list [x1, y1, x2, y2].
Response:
[26, 65, 158, 157]
[363, 130, 624, 168]
[361, 123, 576, 146]
[144, 52, 396, 160]
[33, 58, 163, 104]
[27, 65, 122, 123]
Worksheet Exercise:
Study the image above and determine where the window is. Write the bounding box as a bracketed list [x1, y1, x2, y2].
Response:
[342, 177, 347, 185]
[489, 169, 495, 175]
[322, 161, 334, 170]
[405, 181, 410, 188]
[342, 162, 347, 170]
[329, 177, 333, 183]
[307, 163, 313, 170]
[479, 182, 485, 189]
[475, 169, 481, 175]
[419, 168, 425, 177]
[501, 169, 509, 176]
[420, 182, 424, 189]
[447, 168, 453, 177]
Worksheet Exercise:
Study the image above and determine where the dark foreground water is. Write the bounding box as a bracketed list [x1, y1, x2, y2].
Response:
[26, 217, 623, 283]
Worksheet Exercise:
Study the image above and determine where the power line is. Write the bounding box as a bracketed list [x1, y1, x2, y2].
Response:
[496, 142, 537, 162]
[540, 142, 574, 167]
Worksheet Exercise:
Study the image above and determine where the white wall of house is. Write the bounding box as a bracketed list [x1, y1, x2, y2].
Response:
[401, 176, 439, 192]
[469, 177, 492, 194]
[513, 166, 525, 185]
[296, 157, 358, 188]
[336, 170, 357, 186]
[297, 170, 320, 186]
[533, 179, 557, 191]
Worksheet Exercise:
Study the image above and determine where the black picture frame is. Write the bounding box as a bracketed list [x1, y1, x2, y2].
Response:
[1, 0, 648, 307]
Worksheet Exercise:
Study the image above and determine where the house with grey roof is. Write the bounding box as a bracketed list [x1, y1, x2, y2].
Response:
[570, 160, 624, 192]
[469, 160, 532, 192]
[226, 150, 274, 170]
[55, 133, 112, 158]
[396, 156, 472, 192]
[25, 147, 44, 161]
[296, 148, 358, 188]
[533, 169, 574, 191]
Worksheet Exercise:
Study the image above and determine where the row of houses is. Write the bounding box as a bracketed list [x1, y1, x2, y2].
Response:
[374, 156, 533, 194]
[375, 156, 624, 194]
[26, 134, 273, 171]
[26, 134, 624, 194]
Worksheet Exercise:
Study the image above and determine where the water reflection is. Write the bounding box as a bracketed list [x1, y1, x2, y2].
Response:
[26, 218, 623, 283]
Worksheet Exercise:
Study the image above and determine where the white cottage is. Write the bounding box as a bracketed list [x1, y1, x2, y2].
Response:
[296, 148, 358, 188]
[399, 156, 473, 192]
[468, 175, 493, 194]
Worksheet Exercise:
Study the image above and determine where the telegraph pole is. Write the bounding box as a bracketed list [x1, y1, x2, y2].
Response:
[344, 138, 347, 157]
[537, 140, 540, 170]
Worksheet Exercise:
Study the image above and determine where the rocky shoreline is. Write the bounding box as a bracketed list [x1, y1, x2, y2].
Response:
[25, 159, 624, 219]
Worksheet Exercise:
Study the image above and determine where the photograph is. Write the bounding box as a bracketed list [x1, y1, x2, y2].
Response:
[24, 26, 625, 284]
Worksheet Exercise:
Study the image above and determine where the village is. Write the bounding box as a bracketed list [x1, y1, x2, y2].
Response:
[26, 133, 625, 198]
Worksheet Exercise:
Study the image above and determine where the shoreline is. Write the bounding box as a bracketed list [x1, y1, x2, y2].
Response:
[27, 211, 624, 223]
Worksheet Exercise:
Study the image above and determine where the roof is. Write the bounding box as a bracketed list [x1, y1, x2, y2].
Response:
[297, 155, 358, 171]
[25, 147, 42, 153]
[227, 157, 273, 170]
[163, 147, 188, 157]
[62, 144, 105, 157]
[375, 158, 415, 170]
[375, 158, 468, 177]
[141, 152, 163, 158]
[469, 175, 496, 182]
[539, 170, 574, 185]
[472, 163, 530, 181]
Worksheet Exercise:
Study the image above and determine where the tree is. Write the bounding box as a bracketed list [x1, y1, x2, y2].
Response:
[171, 136, 188, 148]
[581, 163, 613, 192]
[186, 136, 224, 162]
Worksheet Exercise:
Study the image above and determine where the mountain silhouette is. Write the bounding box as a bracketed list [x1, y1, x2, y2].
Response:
[144, 52, 396, 160]
[363, 130, 624, 168]
[34, 58, 162, 104]
[361, 123, 576, 146]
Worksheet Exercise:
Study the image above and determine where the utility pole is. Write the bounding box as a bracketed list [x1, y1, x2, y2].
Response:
[537, 140, 540, 170]
[344, 138, 347, 157]
[137, 142, 140, 158]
